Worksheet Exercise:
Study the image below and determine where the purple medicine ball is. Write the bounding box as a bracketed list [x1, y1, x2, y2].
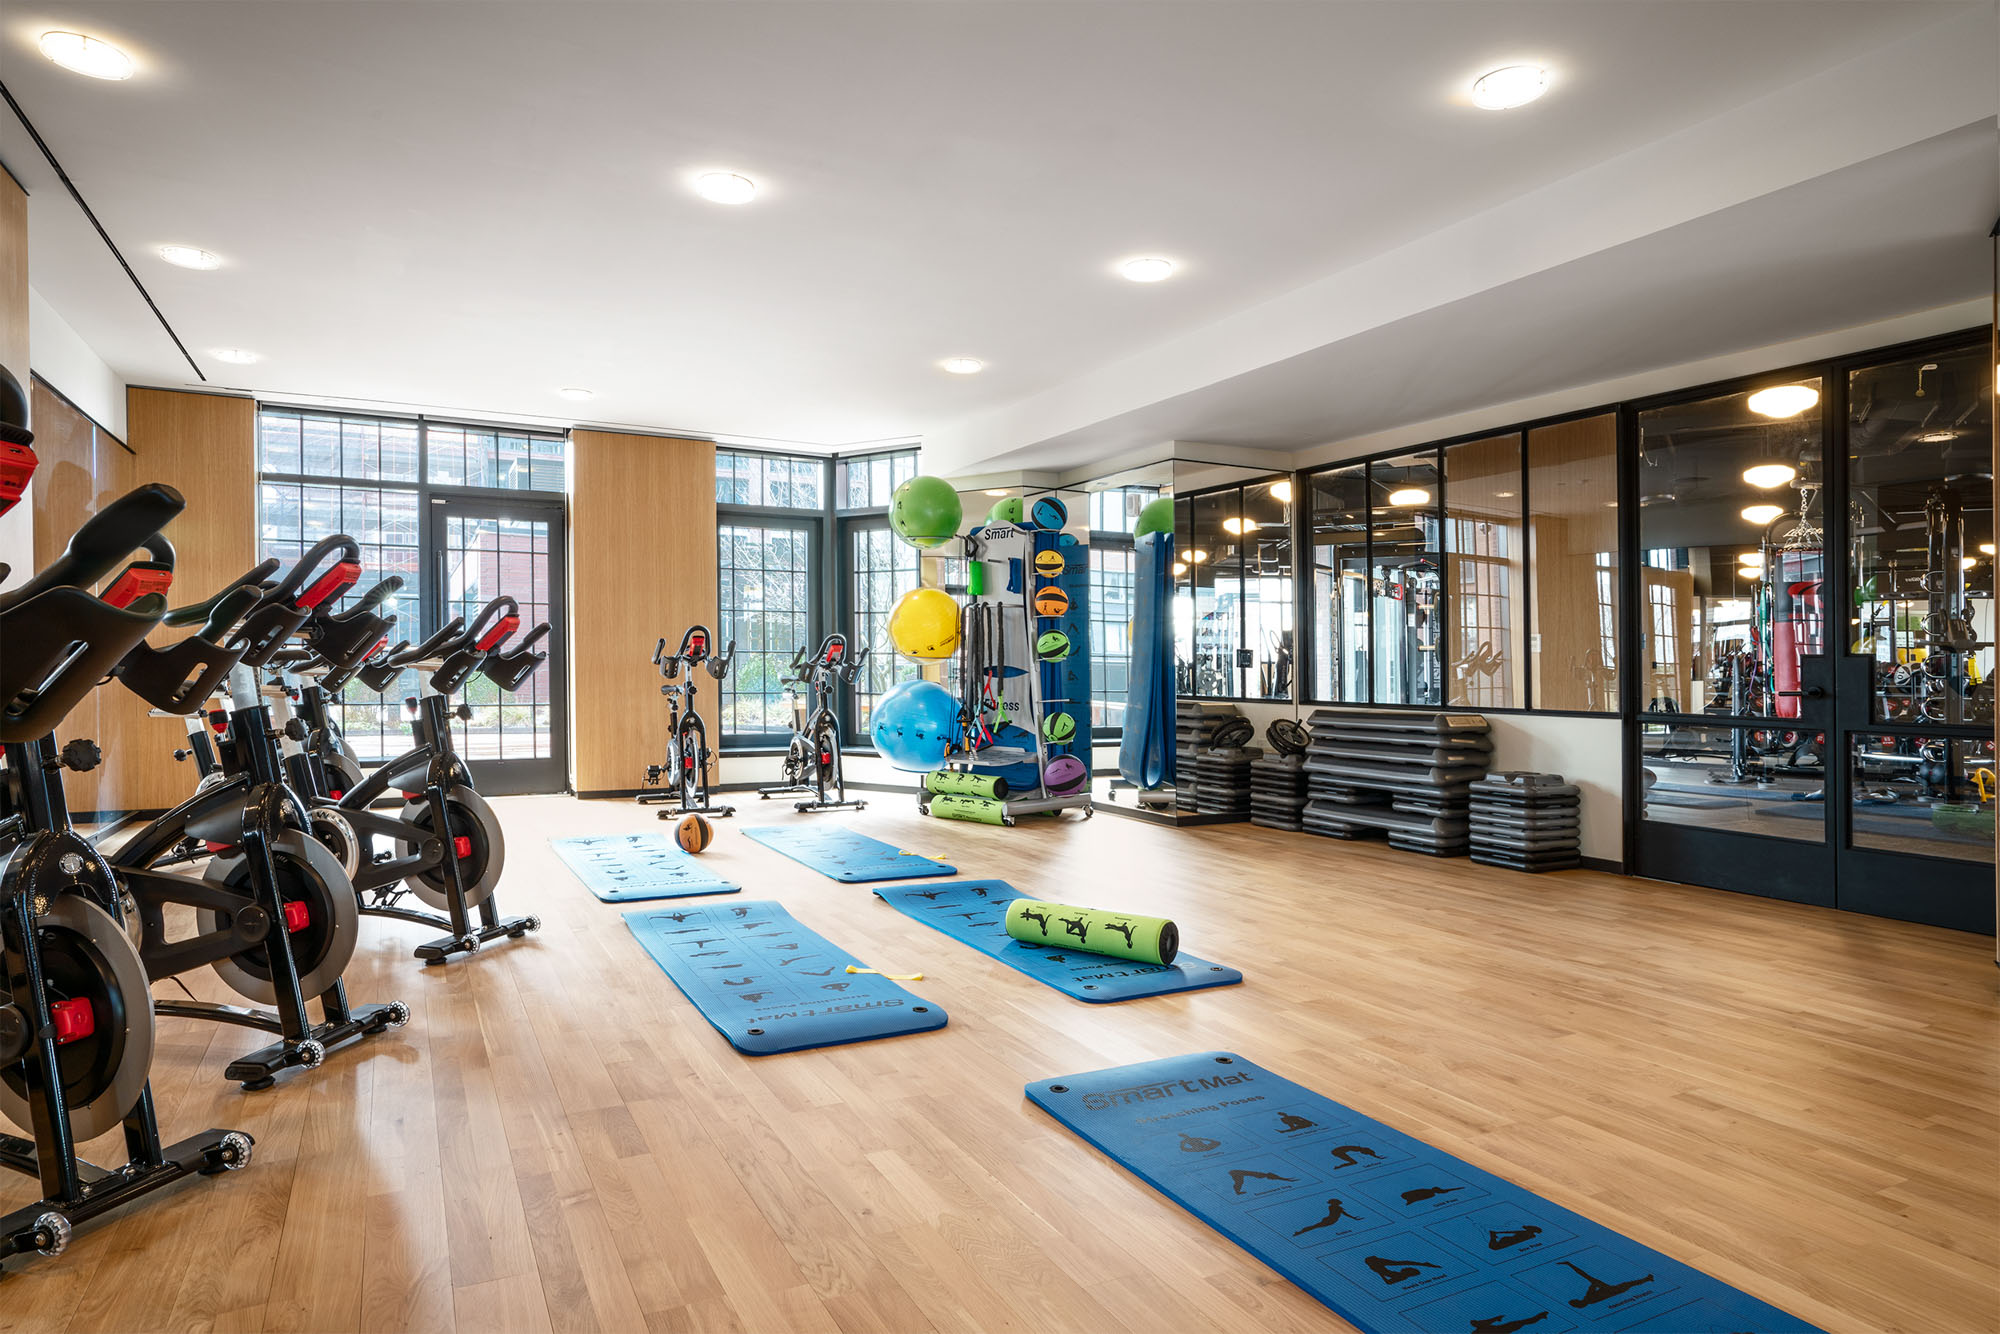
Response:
[1043, 755, 1087, 794]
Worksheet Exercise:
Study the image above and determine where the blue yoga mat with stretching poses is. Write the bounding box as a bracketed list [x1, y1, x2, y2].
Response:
[1028, 1052, 1821, 1334]
[743, 825, 957, 883]
[1120, 529, 1174, 789]
[551, 834, 742, 902]
[873, 880, 1241, 1002]
[624, 901, 947, 1054]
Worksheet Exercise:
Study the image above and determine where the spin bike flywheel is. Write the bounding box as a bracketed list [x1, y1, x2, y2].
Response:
[394, 787, 505, 912]
[0, 896, 157, 1143]
[198, 830, 360, 1004]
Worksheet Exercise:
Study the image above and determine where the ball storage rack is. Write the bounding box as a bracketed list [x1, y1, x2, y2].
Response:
[1301, 708, 1494, 856]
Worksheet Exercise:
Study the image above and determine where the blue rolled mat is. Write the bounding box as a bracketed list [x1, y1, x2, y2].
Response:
[743, 825, 957, 883]
[624, 901, 946, 1054]
[1028, 1052, 1821, 1334]
[873, 880, 1241, 1002]
[1120, 530, 1174, 789]
[551, 833, 741, 902]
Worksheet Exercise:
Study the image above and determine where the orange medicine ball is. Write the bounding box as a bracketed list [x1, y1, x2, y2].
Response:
[676, 813, 713, 853]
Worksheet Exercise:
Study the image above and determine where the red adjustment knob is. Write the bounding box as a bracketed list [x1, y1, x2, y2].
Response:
[49, 998, 95, 1045]
[329, 789, 345, 800]
[283, 901, 312, 933]
[204, 841, 232, 854]
[453, 835, 473, 859]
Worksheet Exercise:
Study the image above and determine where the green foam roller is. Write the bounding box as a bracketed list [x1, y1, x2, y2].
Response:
[1004, 898, 1179, 966]
[924, 771, 1010, 799]
[929, 793, 1009, 825]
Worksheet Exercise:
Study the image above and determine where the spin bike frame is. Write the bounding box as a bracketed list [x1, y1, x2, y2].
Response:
[756, 633, 867, 813]
[0, 486, 252, 1268]
[112, 536, 407, 1089]
[320, 596, 548, 963]
[639, 624, 735, 818]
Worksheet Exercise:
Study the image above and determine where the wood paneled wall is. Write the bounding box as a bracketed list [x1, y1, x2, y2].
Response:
[569, 430, 717, 793]
[0, 169, 27, 386]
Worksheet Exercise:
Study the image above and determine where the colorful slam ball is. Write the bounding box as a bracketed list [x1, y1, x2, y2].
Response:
[1134, 496, 1175, 538]
[888, 587, 962, 660]
[1030, 496, 1068, 530]
[987, 496, 1026, 526]
[889, 475, 963, 549]
[1043, 754, 1088, 794]
[870, 679, 961, 771]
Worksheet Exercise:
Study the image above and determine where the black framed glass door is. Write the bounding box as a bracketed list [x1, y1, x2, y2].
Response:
[425, 493, 568, 795]
[1628, 335, 1994, 934]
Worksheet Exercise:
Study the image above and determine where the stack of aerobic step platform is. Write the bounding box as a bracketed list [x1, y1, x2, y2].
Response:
[1193, 743, 1259, 818]
[1469, 771, 1581, 872]
[1175, 701, 1246, 814]
[1250, 720, 1310, 832]
[1301, 708, 1493, 856]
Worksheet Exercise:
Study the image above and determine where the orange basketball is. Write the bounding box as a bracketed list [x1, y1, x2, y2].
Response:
[675, 813, 713, 853]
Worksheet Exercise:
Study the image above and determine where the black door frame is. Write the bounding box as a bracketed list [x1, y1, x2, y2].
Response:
[423, 489, 569, 796]
[1621, 328, 1994, 934]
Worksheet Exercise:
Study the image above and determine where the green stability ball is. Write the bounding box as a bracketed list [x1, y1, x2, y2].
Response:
[988, 496, 1026, 526]
[1134, 496, 1175, 538]
[890, 476, 964, 550]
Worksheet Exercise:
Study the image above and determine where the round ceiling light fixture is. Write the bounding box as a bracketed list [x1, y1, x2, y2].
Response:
[1982, 543, 1996, 556]
[1962, 557, 1979, 571]
[693, 172, 758, 205]
[1742, 462, 1797, 489]
[983, 488, 1009, 497]
[1269, 480, 1293, 505]
[1386, 487, 1431, 507]
[1739, 551, 1765, 568]
[1741, 504, 1786, 525]
[1746, 384, 1819, 418]
[159, 245, 221, 270]
[1119, 256, 1177, 283]
[558, 387, 594, 402]
[1919, 430, 1956, 444]
[1188, 549, 1209, 563]
[1470, 64, 1549, 111]
[40, 31, 134, 80]
[1222, 517, 1261, 535]
[940, 357, 984, 375]
[210, 347, 259, 365]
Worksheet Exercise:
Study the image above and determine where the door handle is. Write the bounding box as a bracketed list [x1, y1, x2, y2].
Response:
[1777, 686, 1827, 700]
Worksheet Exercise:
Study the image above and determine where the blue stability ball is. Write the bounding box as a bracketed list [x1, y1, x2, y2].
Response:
[870, 679, 960, 771]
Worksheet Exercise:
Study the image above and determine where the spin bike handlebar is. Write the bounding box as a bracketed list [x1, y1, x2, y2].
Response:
[0, 482, 183, 615]
[161, 557, 282, 630]
[230, 535, 364, 667]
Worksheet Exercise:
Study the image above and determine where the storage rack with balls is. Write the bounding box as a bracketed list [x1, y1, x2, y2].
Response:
[868, 477, 1092, 825]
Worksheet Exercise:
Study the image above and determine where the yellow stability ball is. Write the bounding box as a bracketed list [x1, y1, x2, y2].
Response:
[888, 587, 961, 660]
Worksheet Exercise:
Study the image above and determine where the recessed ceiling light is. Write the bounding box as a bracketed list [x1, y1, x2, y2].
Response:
[1222, 517, 1261, 535]
[1119, 256, 1177, 283]
[694, 172, 757, 205]
[1742, 504, 1785, 525]
[1493, 490, 1516, 499]
[1981, 543, 1995, 556]
[1188, 549, 1209, 563]
[40, 31, 134, 80]
[1386, 487, 1431, 507]
[160, 245, 221, 270]
[983, 488, 1009, 497]
[1739, 551, 1765, 567]
[211, 347, 258, 365]
[1742, 463, 1797, 489]
[557, 387, 594, 402]
[1470, 64, 1549, 111]
[1919, 430, 1956, 444]
[1962, 557, 1979, 571]
[1270, 480, 1293, 504]
[1171, 561, 1188, 576]
[940, 357, 984, 375]
[1746, 385, 1819, 418]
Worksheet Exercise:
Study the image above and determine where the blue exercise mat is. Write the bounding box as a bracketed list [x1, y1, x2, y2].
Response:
[873, 880, 1242, 1002]
[1120, 529, 1174, 789]
[550, 834, 742, 902]
[1028, 1052, 1820, 1334]
[624, 901, 947, 1054]
[743, 825, 957, 882]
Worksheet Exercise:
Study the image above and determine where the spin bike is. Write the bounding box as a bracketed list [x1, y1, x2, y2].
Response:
[639, 625, 735, 818]
[112, 536, 408, 1090]
[757, 633, 868, 813]
[0, 481, 253, 1271]
[309, 597, 549, 963]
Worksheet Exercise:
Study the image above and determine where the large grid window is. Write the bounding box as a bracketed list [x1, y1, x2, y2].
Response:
[1088, 545, 1135, 730]
[717, 450, 827, 508]
[256, 407, 565, 762]
[718, 522, 816, 737]
[838, 450, 917, 509]
[848, 524, 920, 733]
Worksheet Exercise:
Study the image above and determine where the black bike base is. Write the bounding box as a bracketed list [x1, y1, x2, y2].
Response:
[154, 999, 406, 1090]
[360, 902, 541, 965]
[758, 786, 868, 814]
[655, 803, 734, 819]
[0, 1126, 250, 1269]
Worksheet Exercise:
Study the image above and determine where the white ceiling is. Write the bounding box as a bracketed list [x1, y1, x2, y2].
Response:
[2, 1, 1994, 463]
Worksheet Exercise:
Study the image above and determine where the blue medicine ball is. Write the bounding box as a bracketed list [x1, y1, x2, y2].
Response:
[870, 679, 960, 771]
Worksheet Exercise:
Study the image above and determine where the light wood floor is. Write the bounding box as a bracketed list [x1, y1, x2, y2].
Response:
[4, 796, 1995, 1334]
